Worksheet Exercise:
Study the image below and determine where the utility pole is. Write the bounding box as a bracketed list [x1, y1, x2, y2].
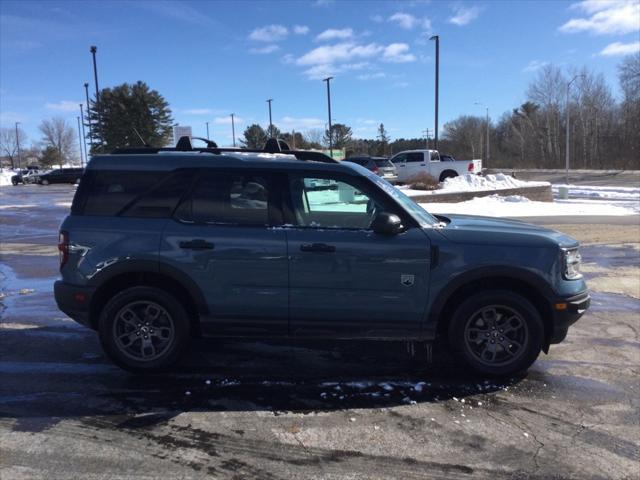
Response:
[323, 76, 333, 158]
[76, 116, 83, 167]
[15, 122, 22, 169]
[474, 102, 490, 166]
[84, 82, 93, 151]
[565, 74, 585, 184]
[266, 99, 273, 138]
[206, 121, 210, 140]
[231, 113, 236, 147]
[79, 104, 88, 166]
[429, 35, 439, 150]
[422, 128, 430, 149]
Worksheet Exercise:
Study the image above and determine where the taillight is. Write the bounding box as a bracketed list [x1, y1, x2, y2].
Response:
[58, 231, 69, 267]
[468, 162, 475, 172]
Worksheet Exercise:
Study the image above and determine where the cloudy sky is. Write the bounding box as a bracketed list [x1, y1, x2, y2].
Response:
[1, 0, 638, 145]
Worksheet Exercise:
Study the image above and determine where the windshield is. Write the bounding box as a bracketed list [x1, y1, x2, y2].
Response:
[368, 172, 438, 227]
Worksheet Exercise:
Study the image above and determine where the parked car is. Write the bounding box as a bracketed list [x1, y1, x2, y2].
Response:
[37, 168, 84, 185]
[344, 156, 398, 183]
[11, 166, 41, 185]
[54, 144, 588, 375]
[390, 149, 482, 183]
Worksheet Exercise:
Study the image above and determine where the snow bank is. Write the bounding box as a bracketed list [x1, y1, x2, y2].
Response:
[552, 184, 640, 202]
[440, 173, 549, 192]
[399, 173, 549, 197]
[0, 170, 16, 187]
[420, 194, 638, 217]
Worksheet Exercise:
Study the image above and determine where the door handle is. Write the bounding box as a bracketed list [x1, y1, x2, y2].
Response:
[300, 243, 336, 253]
[420, 163, 426, 166]
[179, 239, 215, 250]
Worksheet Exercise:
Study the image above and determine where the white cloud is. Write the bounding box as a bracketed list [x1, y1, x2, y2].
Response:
[382, 43, 416, 63]
[296, 41, 416, 78]
[214, 116, 244, 125]
[388, 12, 432, 30]
[293, 25, 309, 35]
[249, 44, 279, 54]
[302, 62, 369, 80]
[370, 14, 384, 23]
[393, 81, 410, 88]
[560, 0, 640, 35]
[523, 60, 548, 72]
[599, 41, 640, 56]
[449, 5, 481, 26]
[278, 116, 325, 129]
[357, 72, 386, 80]
[389, 12, 418, 29]
[315, 28, 354, 42]
[181, 108, 215, 115]
[45, 100, 80, 112]
[281, 53, 296, 64]
[312, 0, 334, 6]
[248, 24, 288, 42]
[297, 42, 381, 65]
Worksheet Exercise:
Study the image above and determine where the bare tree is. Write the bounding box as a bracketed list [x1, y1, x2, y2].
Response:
[38, 117, 77, 168]
[0, 127, 27, 169]
[303, 128, 325, 148]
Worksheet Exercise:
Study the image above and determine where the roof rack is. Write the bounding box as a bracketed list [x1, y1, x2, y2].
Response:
[111, 136, 338, 163]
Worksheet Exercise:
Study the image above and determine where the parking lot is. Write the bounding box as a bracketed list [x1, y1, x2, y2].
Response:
[1, 184, 639, 479]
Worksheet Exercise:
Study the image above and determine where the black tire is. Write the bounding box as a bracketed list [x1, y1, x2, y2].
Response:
[12, 180, 18, 186]
[41, 179, 49, 185]
[439, 170, 458, 182]
[98, 286, 191, 372]
[448, 290, 543, 376]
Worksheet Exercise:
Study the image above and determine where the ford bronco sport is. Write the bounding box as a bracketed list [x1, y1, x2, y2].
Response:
[54, 139, 589, 375]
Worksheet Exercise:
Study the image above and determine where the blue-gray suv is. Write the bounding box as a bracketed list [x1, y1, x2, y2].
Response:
[54, 142, 589, 375]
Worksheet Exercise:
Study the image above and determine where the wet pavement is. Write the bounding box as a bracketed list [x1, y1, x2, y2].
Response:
[1, 184, 639, 479]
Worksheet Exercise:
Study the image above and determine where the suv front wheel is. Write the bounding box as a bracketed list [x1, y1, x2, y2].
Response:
[99, 286, 191, 372]
[449, 290, 543, 376]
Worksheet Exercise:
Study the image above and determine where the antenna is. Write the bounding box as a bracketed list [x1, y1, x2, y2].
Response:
[132, 127, 149, 146]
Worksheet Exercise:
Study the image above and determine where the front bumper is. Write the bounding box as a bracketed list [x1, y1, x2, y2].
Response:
[548, 291, 590, 344]
[54, 280, 96, 329]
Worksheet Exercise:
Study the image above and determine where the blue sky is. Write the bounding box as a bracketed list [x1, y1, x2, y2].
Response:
[1, 0, 639, 146]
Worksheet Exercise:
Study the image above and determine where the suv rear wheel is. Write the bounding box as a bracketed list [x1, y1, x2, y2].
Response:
[449, 290, 543, 376]
[98, 286, 191, 372]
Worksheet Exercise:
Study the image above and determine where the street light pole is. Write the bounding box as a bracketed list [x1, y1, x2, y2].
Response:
[76, 116, 83, 167]
[565, 74, 584, 184]
[323, 76, 333, 158]
[231, 113, 236, 147]
[266, 99, 273, 138]
[15, 122, 22, 169]
[474, 102, 490, 167]
[79, 104, 88, 167]
[90, 46, 99, 102]
[429, 35, 439, 150]
[84, 82, 93, 151]
[206, 121, 210, 140]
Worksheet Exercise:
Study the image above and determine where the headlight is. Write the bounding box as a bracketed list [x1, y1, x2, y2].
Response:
[563, 247, 582, 280]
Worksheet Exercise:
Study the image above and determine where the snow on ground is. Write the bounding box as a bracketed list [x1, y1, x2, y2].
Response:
[420, 194, 638, 217]
[400, 173, 549, 197]
[0, 170, 15, 187]
[552, 184, 640, 201]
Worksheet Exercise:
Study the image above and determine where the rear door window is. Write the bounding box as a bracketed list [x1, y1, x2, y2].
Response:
[175, 171, 278, 226]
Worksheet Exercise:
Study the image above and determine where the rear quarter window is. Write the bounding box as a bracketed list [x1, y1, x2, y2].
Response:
[72, 170, 192, 217]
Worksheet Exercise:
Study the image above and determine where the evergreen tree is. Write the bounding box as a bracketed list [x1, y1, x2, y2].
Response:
[87, 81, 173, 152]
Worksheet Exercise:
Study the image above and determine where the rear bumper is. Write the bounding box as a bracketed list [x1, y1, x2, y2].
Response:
[548, 291, 590, 344]
[54, 280, 96, 329]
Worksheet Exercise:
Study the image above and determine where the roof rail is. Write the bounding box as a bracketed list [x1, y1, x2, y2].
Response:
[111, 136, 338, 163]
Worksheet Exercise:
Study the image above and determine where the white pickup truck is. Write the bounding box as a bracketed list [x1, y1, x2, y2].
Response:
[389, 150, 482, 183]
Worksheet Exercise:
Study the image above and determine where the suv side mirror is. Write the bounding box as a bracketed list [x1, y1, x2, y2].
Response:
[371, 212, 403, 235]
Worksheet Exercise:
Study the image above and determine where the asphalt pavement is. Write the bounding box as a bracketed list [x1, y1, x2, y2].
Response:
[1, 184, 639, 479]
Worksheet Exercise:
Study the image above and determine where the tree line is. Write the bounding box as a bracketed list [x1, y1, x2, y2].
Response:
[1, 53, 637, 170]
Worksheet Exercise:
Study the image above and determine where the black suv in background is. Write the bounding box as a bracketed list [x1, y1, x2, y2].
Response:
[38, 168, 84, 185]
[343, 156, 398, 183]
